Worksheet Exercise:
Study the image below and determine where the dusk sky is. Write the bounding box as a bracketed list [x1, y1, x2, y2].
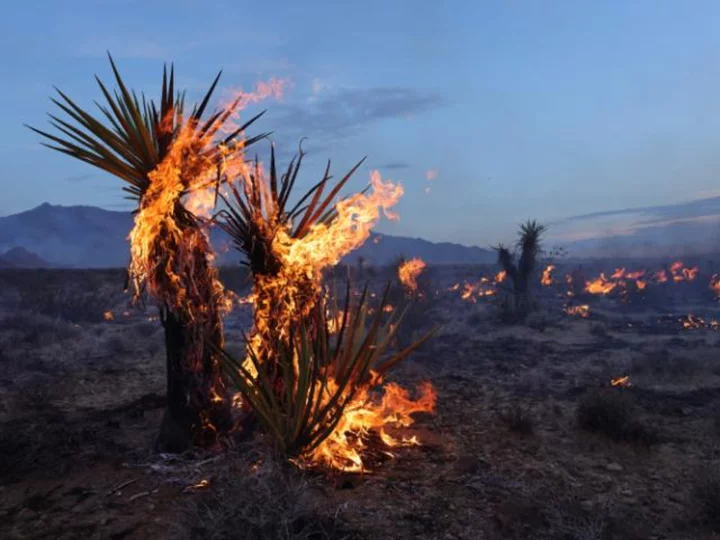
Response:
[3, 0, 720, 246]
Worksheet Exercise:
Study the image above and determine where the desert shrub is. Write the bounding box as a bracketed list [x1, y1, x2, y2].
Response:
[692, 467, 720, 530]
[499, 403, 534, 434]
[173, 457, 344, 540]
[576, 389, 658, 446]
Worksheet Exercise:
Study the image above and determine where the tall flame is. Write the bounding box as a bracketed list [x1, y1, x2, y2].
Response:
[398, 257, 426, 293]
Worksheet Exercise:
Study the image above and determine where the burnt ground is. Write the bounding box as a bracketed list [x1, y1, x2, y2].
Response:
[2, 266, 720, 539]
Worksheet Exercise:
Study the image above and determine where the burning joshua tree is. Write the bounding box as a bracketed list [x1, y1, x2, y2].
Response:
[28, 56, 271, 451]
[495, 220, 547, 319]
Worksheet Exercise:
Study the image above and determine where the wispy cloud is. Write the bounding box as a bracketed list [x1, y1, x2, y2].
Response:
[63, 173, 99, 183]
[268, 86, 446, 150]
[369, 162, 412, 171]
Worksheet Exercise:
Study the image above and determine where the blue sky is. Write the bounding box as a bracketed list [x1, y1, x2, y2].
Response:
[2, 0, 720, 246]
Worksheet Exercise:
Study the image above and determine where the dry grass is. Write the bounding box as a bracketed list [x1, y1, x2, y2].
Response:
[576, 388, 658, 446]
[172, 452, 352, 540]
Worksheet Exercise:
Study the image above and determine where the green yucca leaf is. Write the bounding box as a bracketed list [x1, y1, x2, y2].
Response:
[216, 281, 435, 460]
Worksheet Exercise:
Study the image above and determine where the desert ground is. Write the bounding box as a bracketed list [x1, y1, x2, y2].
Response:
[2, 263, 720, 539]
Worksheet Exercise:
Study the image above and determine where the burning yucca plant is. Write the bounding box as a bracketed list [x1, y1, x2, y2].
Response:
[217, 144, 403, 369]
[495, 219, 547, 320]
[216, 283, 436, 472]
[215, 141, 438, 470]
[28, 55, 268, 451]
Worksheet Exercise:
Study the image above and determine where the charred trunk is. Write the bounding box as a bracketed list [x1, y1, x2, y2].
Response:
[153, 213, 234, 453]
[156, 308, 233, 452]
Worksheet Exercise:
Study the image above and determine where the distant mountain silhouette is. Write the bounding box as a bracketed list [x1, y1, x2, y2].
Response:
[0, 246, 51, 268]
[0, 203, 495, 268]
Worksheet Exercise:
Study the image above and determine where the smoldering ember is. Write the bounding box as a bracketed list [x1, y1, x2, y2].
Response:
[6, 7, 720, 539]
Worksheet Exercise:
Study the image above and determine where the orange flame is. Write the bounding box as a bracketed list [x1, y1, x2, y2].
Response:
[398, 257, 426, 293]
[585, 273, 616, 295]
[304, 381, 436, 472]
[711, 274, 720, 297]
[611, 376, 631, 387]
[564, 304, 589, 318]
[541, 264, 555, 286]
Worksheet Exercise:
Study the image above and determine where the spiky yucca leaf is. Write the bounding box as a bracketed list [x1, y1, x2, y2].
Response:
[215, 283, 436, 457]
[216, 143, 366, 275]
[27, 53, 267, 202]
[517, 219, 546, 278]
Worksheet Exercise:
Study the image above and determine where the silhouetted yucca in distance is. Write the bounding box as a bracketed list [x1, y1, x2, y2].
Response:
[495, 220, 547, 320]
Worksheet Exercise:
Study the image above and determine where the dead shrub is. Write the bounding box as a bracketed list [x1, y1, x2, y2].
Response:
[173, 456, 346, 540]
[576, 389, 658, 446]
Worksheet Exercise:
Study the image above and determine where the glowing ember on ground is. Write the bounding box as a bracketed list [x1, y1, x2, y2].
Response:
[611, 376, 631, 387]
[541, 264, 555, 286]
[103, 310, 115, 321]
[585, 273, 617, 295]
[564, 304, 590, 318]
[669, 261, 698, 282]
[680, 314, 720, 330]
[398, 257, 426, 293]
[711, 274, 720, 297]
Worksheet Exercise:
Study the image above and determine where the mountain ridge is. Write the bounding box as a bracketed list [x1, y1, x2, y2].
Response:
[0, 203, 496, 268]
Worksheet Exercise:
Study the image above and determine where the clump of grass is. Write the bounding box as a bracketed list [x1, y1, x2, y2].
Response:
[499, 403, 534, 434]
[173, 456, 346, 540]
[692, 466, 720, 530]
[576, 388, 658, 446]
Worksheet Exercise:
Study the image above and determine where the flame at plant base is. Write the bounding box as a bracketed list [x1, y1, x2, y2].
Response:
[305, 381, 437, 472]
[398, 257, 426, 293]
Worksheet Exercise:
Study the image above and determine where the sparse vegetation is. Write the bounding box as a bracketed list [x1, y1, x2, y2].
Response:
[173, 455, 346, 540]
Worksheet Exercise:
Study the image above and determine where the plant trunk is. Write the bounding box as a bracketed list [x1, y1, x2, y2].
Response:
[156, 308, 233, 452]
